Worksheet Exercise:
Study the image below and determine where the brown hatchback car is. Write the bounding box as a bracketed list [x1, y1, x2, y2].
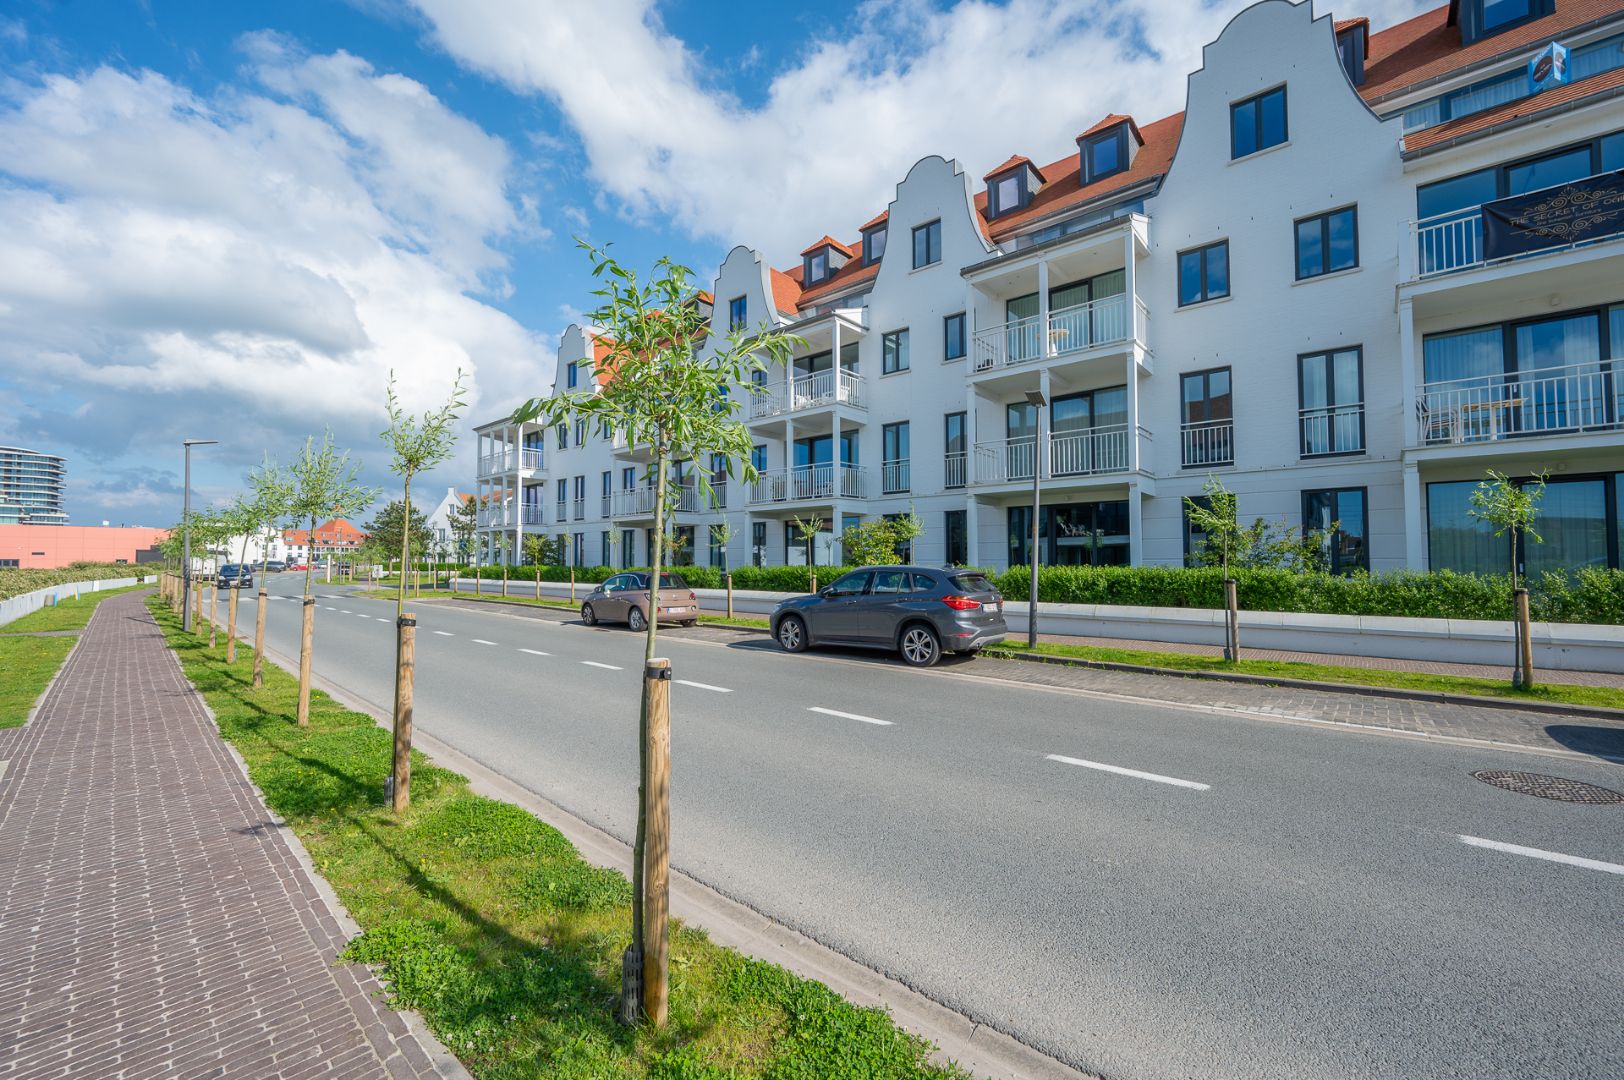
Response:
[580, 572, 702, 630]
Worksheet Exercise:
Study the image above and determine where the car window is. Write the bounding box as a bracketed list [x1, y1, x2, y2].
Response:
[659, 573, 687, 589]
[871, 570, 908, 594]
[628, 573, 649, 590]
[909, 573, 938, 592]
[950, 573, 995, 594]
[825, 571, 871, 597]
[603, 575, 625, 591]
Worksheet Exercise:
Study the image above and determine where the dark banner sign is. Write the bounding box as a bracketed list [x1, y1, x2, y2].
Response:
[1482, 169, 1624, 261]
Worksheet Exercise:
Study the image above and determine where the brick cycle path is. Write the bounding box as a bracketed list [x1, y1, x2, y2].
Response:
[0, 591, 462, 1080]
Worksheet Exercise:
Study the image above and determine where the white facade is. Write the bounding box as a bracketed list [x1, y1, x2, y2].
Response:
[476, 0, 1624, 577]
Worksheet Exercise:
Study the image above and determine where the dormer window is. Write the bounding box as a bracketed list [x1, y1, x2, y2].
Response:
[1455, 0, 1551, 44]
[800, 237, 850, 286]
[863, 224, 887, 265]
[1335, 20, 1367, 86]
[984, 157, 1043, 218]
[1076, 116, 1141, 186]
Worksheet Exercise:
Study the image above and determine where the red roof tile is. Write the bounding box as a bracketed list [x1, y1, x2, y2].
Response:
[794, 257, 880, 308]
[769, 268, 802, 315]
[983, 154, 1044, 182]
[1404, 61, 1624, 150]
[860, 209, 889, 231]
[1077, 113, 1143, 144]
[799, 234, 856, 258]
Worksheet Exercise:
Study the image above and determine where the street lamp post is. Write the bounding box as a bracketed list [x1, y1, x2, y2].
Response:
[1024, 389, 1047, 649]
[181, 438, 218, 632]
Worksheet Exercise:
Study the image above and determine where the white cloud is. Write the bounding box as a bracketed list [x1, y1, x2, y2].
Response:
[407, 0, 1430, 262]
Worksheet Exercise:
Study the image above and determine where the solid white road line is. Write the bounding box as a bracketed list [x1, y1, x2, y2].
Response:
[472, 638, 498, 646]
[676, 679, 732, 693]
[433, 630, 454, 637]
[519, 648, 550, 657]
[1458, 835, 1624, 876]
[1046, 754, 1211, 791]
[581, 660, 622, 670]
[808, 706, 893, 727]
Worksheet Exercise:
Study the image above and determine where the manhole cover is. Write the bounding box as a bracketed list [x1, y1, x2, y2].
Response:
[1472, 770, 1624, 805]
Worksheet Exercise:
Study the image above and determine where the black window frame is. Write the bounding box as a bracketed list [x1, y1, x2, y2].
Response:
[987, 170, 1029, 218]
[882, 328, 910, 374]
[943, 312, 966, 362]
[912, 220, 942, 269]
[803, 248, 830, 285]
[566, 362, 579, 389]
[944, 508, 967, 566]
[1301, 487, 1370, 575]
[1296, 346, 1366, 458]
[1081, 125, 1128, 184]
[1177, 240, 1230, 307]
[1417, 129, 1624, 219]
[1179, 366, 1234, 469]
[1230, 85, 1288, 159]
[862, 225, 888, 266]
[1182, 494, 1213, 567]
[1294, 205, 1359, 281]
[728, 295, 747, 332]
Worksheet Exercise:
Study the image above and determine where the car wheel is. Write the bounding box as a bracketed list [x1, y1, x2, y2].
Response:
[628, 606, 647, 632]
[680, 620, 698, 628]
[776, 614, 808, 653]
[581, 603, 597, 626]
[899, 624, 941, 668]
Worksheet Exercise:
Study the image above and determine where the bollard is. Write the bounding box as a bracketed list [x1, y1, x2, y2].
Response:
[253, 587, 268, 689]
[297, 596, 315, 726]
[726, 572, 734, 621]
[392, 613, 417, 813]
[641, 657, 672, 1026]
[225, 584, 239, 663]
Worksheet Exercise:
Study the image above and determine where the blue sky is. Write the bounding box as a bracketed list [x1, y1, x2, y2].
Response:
[0, 0, 1425, 528]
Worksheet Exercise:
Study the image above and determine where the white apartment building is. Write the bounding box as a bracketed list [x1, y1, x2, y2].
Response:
[476, 0, 1624, 578]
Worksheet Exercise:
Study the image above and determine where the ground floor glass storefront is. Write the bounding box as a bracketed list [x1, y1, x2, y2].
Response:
[1008, 501, 1130, 566]
[1427, 473, 1623, 576]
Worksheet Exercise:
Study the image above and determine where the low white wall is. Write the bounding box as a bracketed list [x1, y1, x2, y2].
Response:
[0, 575, 154, 628]
[451, 578, 1624, 674]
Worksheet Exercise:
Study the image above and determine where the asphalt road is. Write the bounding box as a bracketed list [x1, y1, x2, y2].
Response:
[241, 577, 1624, 1080]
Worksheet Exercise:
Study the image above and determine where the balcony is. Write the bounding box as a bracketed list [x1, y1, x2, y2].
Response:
[972, 426, 1130, 484]
[1417, 361, 1623, 446]
[572, 497, 586, 521]
[1299, 404, 1365, 457]
[971, 293, 1145, 374]
[477, 507, 514, 528]
[477, 451, 516, 477]
[749, 368, 867, 419]
[520, 505, 545, 527]
[881, 459, 910, 495]
[601, 495, 611, 517]
[747, 464, 867, 505]
[611, 484, 702, 518]
[519, 448, 544, 472]
[1410, 172, 1624, 281]
[1180, 419, 1233, 469]
[944, 452, 967, 489]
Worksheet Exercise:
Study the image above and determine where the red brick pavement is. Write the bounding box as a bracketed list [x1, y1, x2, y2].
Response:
[0, 591, 461, 1079]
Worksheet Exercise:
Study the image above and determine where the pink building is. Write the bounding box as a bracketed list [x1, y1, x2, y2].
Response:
[0, 525, 169, 569]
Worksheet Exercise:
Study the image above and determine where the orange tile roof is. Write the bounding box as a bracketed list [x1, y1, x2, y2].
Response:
[799, 234, 856, 258]
[859, 209, 889, 231]
[1077, 113, 1143, 144]
[768, 267, 802, 315]
[591, 335, 617, 386]
[1404, 61, 1624, 150]
[794, 257, 880, 308]
[984, 153, 1045, 182]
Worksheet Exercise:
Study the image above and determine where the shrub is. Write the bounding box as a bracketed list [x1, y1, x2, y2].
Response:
[0, 563, 160, 602]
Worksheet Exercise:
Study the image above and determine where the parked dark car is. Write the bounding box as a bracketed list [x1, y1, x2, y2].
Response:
[264, 560, 285, 573]
[581, 572, 701, 630]
[770, 566, 1006, 667]
[217, 563, 254, 590]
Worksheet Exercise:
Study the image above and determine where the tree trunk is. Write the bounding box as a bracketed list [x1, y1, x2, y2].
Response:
[253, 587, 268, 688]
[297, 596, 314, 725]
[1224, 577, 1240, 663]
[392, 612, 416, 812]
[226, 587, 240, 663]
[1516, 587, 1534, 690]
[207, 582, 218, 649]
[640, 656, 672, 1026]
[726, 572, 734, 620]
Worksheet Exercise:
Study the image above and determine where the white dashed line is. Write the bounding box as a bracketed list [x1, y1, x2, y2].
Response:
[339, 609, 351, 614]
[1458, 835, 1624, 876]
[433, 630, 454, 636]
[323, 606, 335, 610]
[808, 706, 892, 727]
[472, 638, 498, 646]
[519, 648, 550, 656]
[676, 679, 732, 693]
[1046, 754, 1210, 791]
[581, 661, 622, 670]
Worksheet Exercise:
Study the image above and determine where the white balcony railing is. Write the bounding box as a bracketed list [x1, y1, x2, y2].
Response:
[746, 464, 868, 504]
[750, 368, 867, 418]
[611, 484, 702, 517]
[478, 507, 515, 527]
[1299, 403, 1365, 457]
[974, 436, 1036, 483]
[519, 448, 544, 471]
[520, 505, 545, 526]
[477, 451, 516, 476]
[972, 426, 1130, 484]
[971, 292, 1139, 373]
[1418, 361, 1623, 446]
[601, 495, 611, 518]
[1411, 171, 1624, 280]
[881, 459, 910, 494]
[1180, 419, 1234, 468]
[944, 451, 967, 489]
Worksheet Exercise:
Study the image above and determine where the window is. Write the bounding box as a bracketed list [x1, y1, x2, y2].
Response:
[573, 419, 587, 445]
[989, 172, 1024, 217]
[1177, 241, 1229, 306]
[872, 568, 909, 594]
[1302, 488, 1369, 574]
[566, 362, 578, 390]
[1295, 206, 1358, 279]
[1008, 501, 1130, 567]
[943, 312, 966, 362]
[824, 570, 871, 596]
[556, 483, 567, 510]
[1231, 86, 1287, 158]
[944, 509, 967, 566]
[1180, 367, 1233, 467]
[863, 225, 887, 265]
[882, 422, 910, 494]
[556, 423, 568, 450]
[882, 329, 910, 374]
[1082, 127, 1126, 183]
[621, 528, 636, 567]
[572, 532, 584, 566]
[728, 295, 747, 332]
[601, 531, 611, 567]
[1183, 495, 1212, 566]
[621, 466, 636, 491]
[709, 524, 727, 568]
[944, 412, 967, 488]
[804, 248, 829, 285]
[751, 521, 767, 567]
[671, 526, 695, 566]
[1298, 347, 1364, 456]
[1481, 0, 1535, 33]
[751, 444, 767, 472]
[912, 220, 941, 268]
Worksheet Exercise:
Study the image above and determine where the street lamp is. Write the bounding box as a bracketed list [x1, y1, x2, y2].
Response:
[181, 438, 218, 632]
[1024, 389, 1047, 649]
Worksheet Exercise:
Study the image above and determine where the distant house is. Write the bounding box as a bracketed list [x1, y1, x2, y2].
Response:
[421, 486, 477, 561]
[282, 518, 367, 562]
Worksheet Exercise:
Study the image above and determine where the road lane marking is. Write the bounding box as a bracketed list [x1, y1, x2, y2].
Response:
[340, 609, 351, 614]
[677, 680, 731, 693]
[519, 648, 550, 656]
[1046, 754, 1210, 791]
[1458, 835, 1624, 876]
[808, 706, 892, 727]
[581, 661, 622, 670]
[472, 638, 498, 646]
[433, 631, 454, 637]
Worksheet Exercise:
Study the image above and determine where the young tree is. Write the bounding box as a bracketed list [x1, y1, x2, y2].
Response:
[1184, 475, 1244, 661]
[511, 241, 797, 1027]
[287, 432, 377, 725]
[381, 372, 466, 615]
[840, 512, 922, 567]
[1469, 469, 1546, 688]
[790, 515, 825, 587]
[217, 494, 260, 664]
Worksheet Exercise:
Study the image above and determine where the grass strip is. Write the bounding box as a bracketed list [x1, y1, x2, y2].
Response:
[145, 597, 964, 1079]
[984, 639, 1624, 711]
[0, 636, 77, 728]
[1, 584, 150, 634]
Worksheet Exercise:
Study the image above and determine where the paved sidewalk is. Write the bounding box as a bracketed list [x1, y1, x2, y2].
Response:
[0, 591, 460, 1079]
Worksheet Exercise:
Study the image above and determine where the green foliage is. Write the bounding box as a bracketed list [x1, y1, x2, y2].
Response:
[0, 635, 78, 728]
[381, 370, 467, 612]
[287, 430, 378, 594]
[0, 564, 160, 602]
[840, 514, 922, 567]
[1468, 469, 1546, 585]
[449, 495, 481, 562]
[1184, 474, 1331, 572]
[366, 501, 434, 566]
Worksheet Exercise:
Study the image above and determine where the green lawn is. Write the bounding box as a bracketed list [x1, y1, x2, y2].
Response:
[0, 636, 77, 728]
[0, 584, 149, 634]
[145, 597, 964, 1079]
[984, 640, 1624, 711]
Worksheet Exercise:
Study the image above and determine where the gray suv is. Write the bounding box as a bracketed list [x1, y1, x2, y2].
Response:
[770, 566, 1006, 667]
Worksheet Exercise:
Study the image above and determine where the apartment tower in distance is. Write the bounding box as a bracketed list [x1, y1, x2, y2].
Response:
[0, 446, 68, 526]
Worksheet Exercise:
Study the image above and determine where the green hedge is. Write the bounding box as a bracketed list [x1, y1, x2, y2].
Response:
[0, 562, 160, 602]
[468, 563, 824, 593]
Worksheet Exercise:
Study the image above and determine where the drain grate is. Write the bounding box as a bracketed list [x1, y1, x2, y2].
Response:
[1472, 770, 1624, 805]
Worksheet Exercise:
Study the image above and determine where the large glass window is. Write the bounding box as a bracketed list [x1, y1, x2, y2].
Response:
[751, 521, 766, 566]
[1009, 502, 1130, 567]
[1178, 241, 1229, 306]
[804, 249, 829, 284]
[1302, 488, 1369, 574]
[943, 312, 966, 362]
[1507, 146, 1593, 196]
[863, 226, 887, 265]
[1482, 0, 1533, 31]
[1181, 367, 1233, 467]
[1527, 479, 1610, 578]
[1427, 480, 1506, 574]
[1082, 127, 1126, 183]
[1295, 206, 1358, 279]
[1230, 86, 1287, 159]
[881, 422, 910, 494]
[912, 220, 942, 268]
[991, 173, 1022, 216]
[944, 509, 967, 565]
[944, 412, 966, 488]
[709, 524, 727, 568]
[1298, 347, 1364, 456]
[882, 328, 910, 374]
